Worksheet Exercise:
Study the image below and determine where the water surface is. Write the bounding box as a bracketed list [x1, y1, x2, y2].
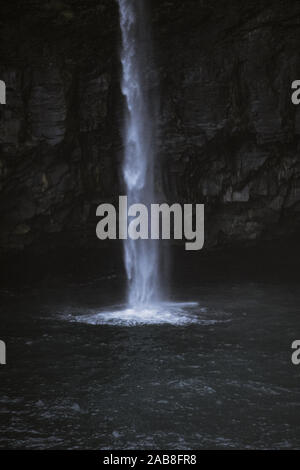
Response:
[1, 275, 299, 449]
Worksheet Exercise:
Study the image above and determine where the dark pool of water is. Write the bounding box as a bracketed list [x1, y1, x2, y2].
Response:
[0, 275, 300, 449]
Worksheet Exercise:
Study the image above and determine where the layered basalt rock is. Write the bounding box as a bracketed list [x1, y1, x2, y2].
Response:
[0, 0, 121, 253]
[0, 0, 299, 255]
[154, 0, 300, 246]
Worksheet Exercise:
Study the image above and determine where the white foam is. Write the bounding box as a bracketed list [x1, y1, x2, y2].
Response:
[62, 302, 231, 327]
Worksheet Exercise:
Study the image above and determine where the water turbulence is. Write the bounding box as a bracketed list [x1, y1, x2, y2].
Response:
[118, 0, 159, 308]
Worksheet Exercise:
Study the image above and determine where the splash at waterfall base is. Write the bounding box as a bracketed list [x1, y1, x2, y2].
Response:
[96, 196, 204, 251]
[66, 302, 206, 326]
[93, 196, 204, 323]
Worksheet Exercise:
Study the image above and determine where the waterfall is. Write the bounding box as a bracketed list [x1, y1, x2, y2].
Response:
[117, 0, 160, 307]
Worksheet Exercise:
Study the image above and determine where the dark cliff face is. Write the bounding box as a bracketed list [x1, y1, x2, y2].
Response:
[0, 0, 121, 254]
[153, 0, 300, 245]
[0, 0, 300, 256]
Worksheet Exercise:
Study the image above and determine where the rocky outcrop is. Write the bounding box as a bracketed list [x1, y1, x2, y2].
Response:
[0, 0, 299, 255]
[0, 0, 121, 253]
[155, 0, 300, 245]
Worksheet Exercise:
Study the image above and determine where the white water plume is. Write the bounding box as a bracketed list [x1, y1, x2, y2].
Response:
[118, 0, 160, 307]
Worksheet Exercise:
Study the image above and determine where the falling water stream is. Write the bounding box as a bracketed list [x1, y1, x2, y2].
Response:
[118, 0, 159, 307]
[65, 0, 199, 325]
[61, 0, 199, 326]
